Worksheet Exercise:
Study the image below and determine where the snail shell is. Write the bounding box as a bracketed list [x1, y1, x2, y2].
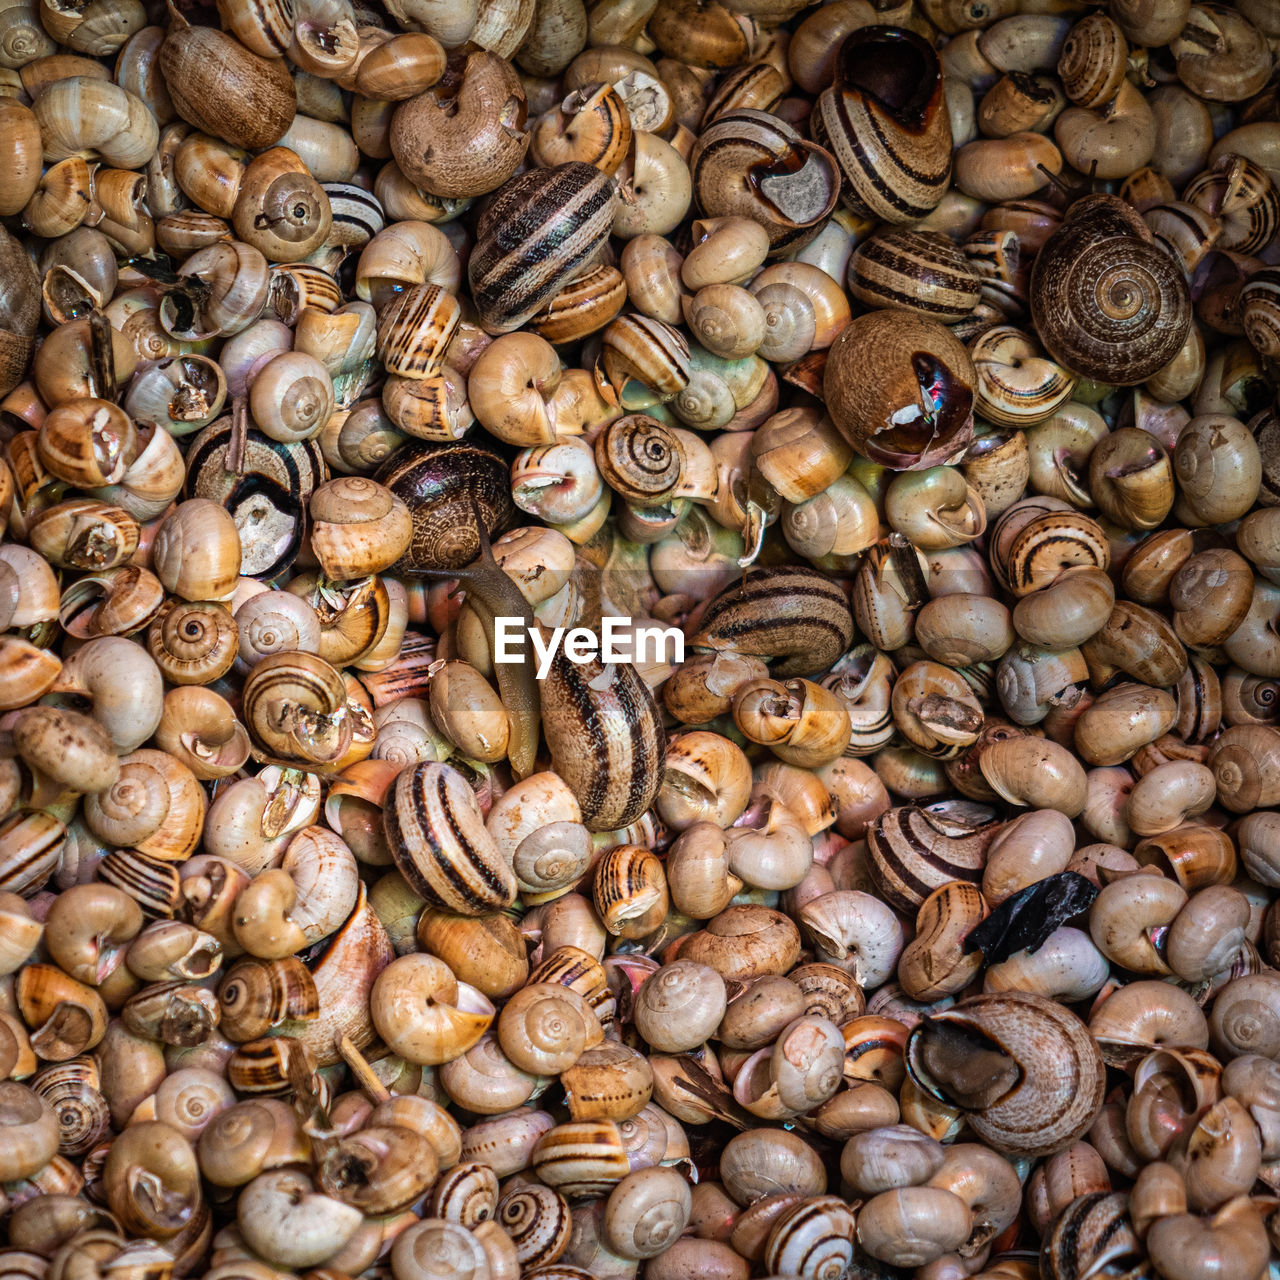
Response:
[185, 421, 324, 581]
[688, 566, 855, 678]
[159, 19, 296, 151]
[689, 109, 840, 255]
[848, 230, 982, 324]
[384, 761, 517, 915]
[376, 440, 514, 572]
[541, 653, 665, 832]
[824, 309, 976, 470]
[907, 990, 1106, 1157]
[1030, 194, 1193, 385]
[468, 162, 618, 335]
[812, 25, 953, 224]
[866, 800, 1000, 913]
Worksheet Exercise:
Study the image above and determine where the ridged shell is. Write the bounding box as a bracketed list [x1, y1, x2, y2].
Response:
[384, 761, 518, 915]
[541, 655, 665, 832]
[907, 991, 1106, 1158]
[468, 163, 617, 334]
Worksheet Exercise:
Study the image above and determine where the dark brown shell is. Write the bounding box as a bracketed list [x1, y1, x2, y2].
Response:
[1030, 194, 1193, 385]
[468, 162, 618, 334]
[376, 441, 514, 572]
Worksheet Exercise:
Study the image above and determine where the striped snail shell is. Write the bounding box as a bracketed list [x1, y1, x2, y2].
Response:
[1057, 13, 1129, 110]
[906, 990, 1106, 1158]
[531, 1120, 631, 1200]
[429, 1161, 499, 1226]
[763, 1195, 856, 1280]
[688, 566, 855, 678]
[689, 110, 841, 255]
[811, 25, 953, 225]
[823, 310, 976, 470]
[1041, 1193, 1140, 1280]
[541, 654, 666, 833]
[1243, 266, 1280, 360]
[384, 761, 517, 915]
[468, 162, 618, 335]
[601, 314, 690, 402]
[322, 182, 385, 248]
[848, 230, 983, 324]
[1183, 155, 1280, 256]
[1030, 194, 1193, 386]
[866, 799, 1001, 913]
[31, 1058, 111, 1157]
[185, 421, 324, 581]
[241, 651, 353, 770]
[376, 441, 514, 572]
[595, 415, 684, 507]
[528, 265, 627, 345]
[498, 1182, 572, 1269]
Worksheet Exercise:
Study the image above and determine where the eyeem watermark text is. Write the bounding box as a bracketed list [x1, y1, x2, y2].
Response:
[494, 617, 685, 679]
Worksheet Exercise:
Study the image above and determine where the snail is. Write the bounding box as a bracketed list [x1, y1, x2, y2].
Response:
[1030, 195, 1194, 385]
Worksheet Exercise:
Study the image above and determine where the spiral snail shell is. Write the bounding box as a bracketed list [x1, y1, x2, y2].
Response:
[906, 990, 1106, 1158]
[384, 761, 518, 915]
[1030, 194, 1193, 386]
[376, 441, 514, 573]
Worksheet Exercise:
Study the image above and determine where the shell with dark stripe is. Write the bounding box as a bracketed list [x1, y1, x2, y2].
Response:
[0, 810, 64, 895]
[322, 182, 385, 247]
[1040, 1191, 1140, 1280]
[541, 653, 665, 832]
[812, 25, 953, 225]
[763, 1196, 855, 1280]
[848, 229, 982, 323]
[468, 162, 617, 334]
[531, 1120, 630, 1199]
[687, 566, 854, 678]
[528, 265, 626, 344]
[865, 801, 1001, 912]
[375, 282, 460, 379]
[384, 761, 517, 915]
[689, 109, 840, 254]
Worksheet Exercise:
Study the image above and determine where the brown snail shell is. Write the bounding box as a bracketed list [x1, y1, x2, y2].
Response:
[159, 16, 296, 151]
[824, 310, 975, 470]
[1030, 194, 1193, 386]
[812, 24, 953, 225]
[906, 990, 1106, 1158]
[541, 654, 666, 832]
[376, 440, 514, 573]
[468, 162, 618, 335]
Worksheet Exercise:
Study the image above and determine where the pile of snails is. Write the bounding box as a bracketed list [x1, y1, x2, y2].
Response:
[5, 0, 1280, 1278]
